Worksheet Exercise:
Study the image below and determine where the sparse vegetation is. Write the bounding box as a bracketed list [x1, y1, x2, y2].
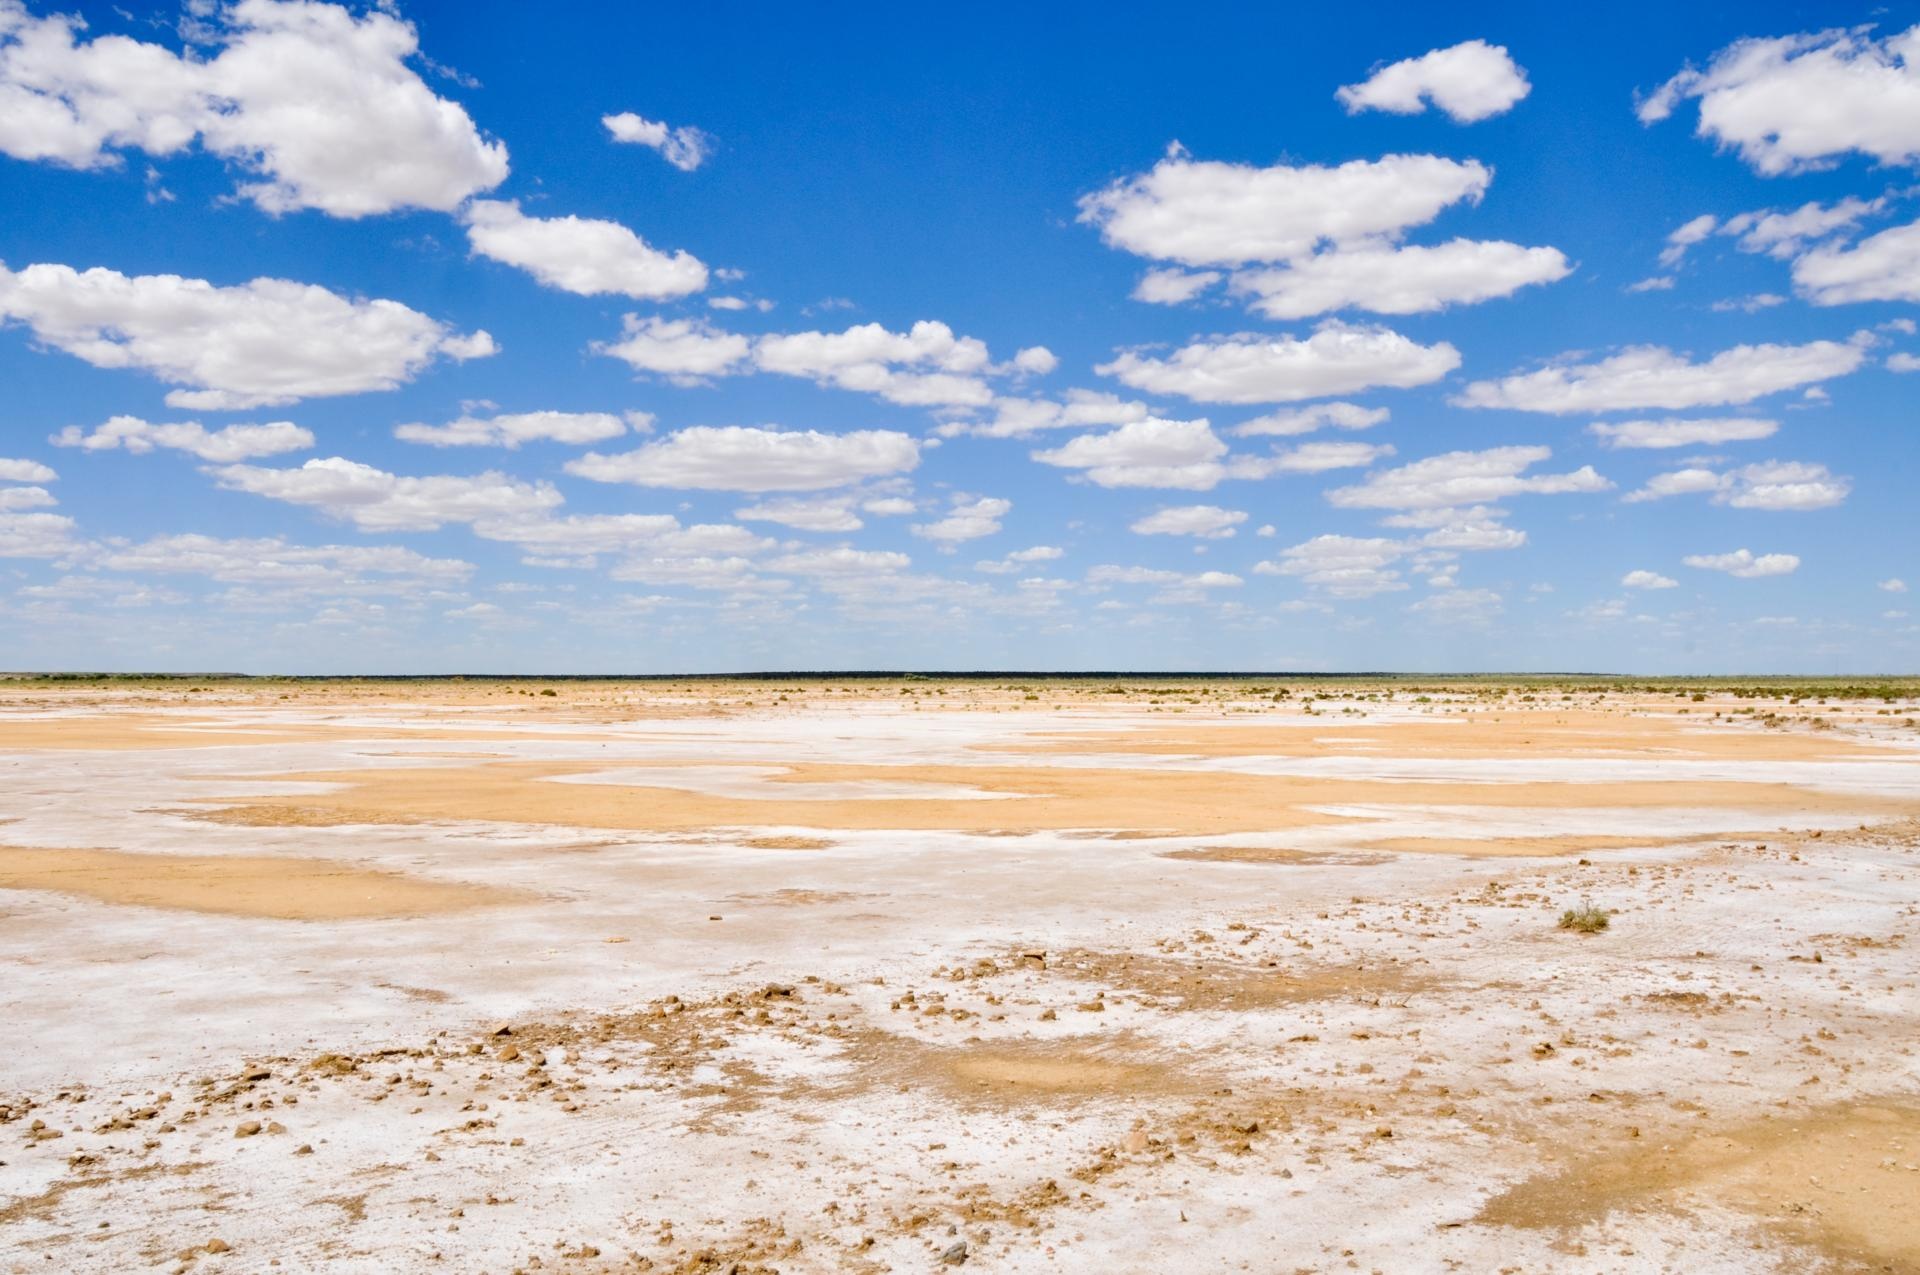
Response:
[1557, 899, 1611, 934]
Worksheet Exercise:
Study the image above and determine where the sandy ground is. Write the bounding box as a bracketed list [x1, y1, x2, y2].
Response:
[0, 678, 1917, 1273]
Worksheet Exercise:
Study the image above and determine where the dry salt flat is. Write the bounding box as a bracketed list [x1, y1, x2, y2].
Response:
[1, 679, 1917, 1274]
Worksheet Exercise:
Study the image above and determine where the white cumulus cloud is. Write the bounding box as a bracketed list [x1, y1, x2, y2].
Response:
[211, 457, 562, 532]
[51, 415, 312, 460]
[1326, 445, 1610, 510]
[1098, 322, 1459, 404]
[1623, 460, 1850, 510]
[1792, 218, 1920, 305]
[1129, 505, 1247, 538]
[0, 0, 509, 216]
[1683, 548, 1800, 578]
[912, 495, 1011, 545]
[1335, 39, 1531, 123]
[1456, 336, 1868, 413]
[0, 261, 494, 409]
[1586, 417, 1778, 449]
[1639, 25, 1920, 175]
[1622, 569, 1679, 589]
[602, 111, 712, 171]
[1228, 238, 1569, 319]
[394, 410, 639, 449]
[463, 199, 706, 300]
[1078, 147, 1492, 267]
[566, 426, 920, 492]
[1231, 402, 1388, 437]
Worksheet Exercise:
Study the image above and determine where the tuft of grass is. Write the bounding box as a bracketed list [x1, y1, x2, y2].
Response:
[1557, 899, 1611, 934]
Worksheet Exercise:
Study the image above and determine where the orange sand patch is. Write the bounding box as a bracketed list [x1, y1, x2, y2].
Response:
[1159, 845, 1390, 865]
[1003, 712, 1904, 762]
[187, 758, 1916, 837]
[0, 845, 528, 920]
[1357, 833, 1715, 858]
[1477, 1102, 1920, 1269]
[0, 713, 618, 751]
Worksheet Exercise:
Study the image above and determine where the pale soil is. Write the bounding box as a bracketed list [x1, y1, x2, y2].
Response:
[0, 678, 1917, 1273]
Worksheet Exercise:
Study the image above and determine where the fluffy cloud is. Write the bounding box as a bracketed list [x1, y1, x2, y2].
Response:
[92, 533, 471, 589]
[1326, 445, 1610, 510]
[211, 457, 562, 532]
[1231, 402, 1388, 437]
[1132, 268, 1222, 304]
[764, 547, 911, 577]
[602, 111, 712, 171]
[1586, 417, 1778, 449]
[1881, 578, 1909, 593]
[912, 495, 1011, 545]
[1098, 322, 1459, 404]
[1228, 239, 1570, 319]
[1259, 441, 1395, 474]
[1622, 569, 1679, 589]
[0, 457, 57, 482]
[1078, 147, 1492, 267]
[1639, 25, 1920, 175]
[1683, 549, 1800, 578]
[754, 320, 993, 408]
[0, 0, 508, 216]
[472, 513, 771, 565]
[1129, 505, 1246, 539]
[1623, 460, 1850, 511]
[463, 200, 706, 300]
[1013, 346, 1059, 375]
[940, 390, 1150, 439]
[1723, 196, 1888, 259]
[566, 426, 920, 492]
[1254, 534, 1409, 598]
[596, 316, 1013, 408]
[595, 316, 751, 384]
[0, 485, 53, 510]
[1455, 336, 1867, 412]
[733, 496, 865, 533]
[1087, 564, 1240, 589]
[394, 410, 638, 449]
[1792, 218, 1920, 305]
[1335, 40, 1530, 123]
[1408, 587, 1502, 624]
[0, 510, 74, 557]
[1033, 417, 1228, 490]
[0, 262, 494, 409]
[51, 415, 312, 461]
[975, 545, 1064, 575]
[1033, 418, 1389, 490]
[1659, 213, 1719, 267]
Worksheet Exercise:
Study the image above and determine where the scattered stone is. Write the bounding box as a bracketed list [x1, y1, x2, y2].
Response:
[234, 1120, 262, 1138]
[939, 1240, 969, 1264]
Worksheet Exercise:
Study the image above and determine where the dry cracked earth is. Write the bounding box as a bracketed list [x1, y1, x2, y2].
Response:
[0, 677, 1916, 1273]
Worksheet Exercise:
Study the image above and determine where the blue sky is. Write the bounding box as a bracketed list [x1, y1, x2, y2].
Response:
[1, 1, 1917, 673]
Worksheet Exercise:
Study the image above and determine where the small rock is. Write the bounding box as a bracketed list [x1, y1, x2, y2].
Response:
[205, 1238, 231, 1254]
[490, 1024, 513, 1038]
[234, 1121, 262, 1138]
[938, 1240, 969, 1265]
[294, 1144, 313, 1155]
